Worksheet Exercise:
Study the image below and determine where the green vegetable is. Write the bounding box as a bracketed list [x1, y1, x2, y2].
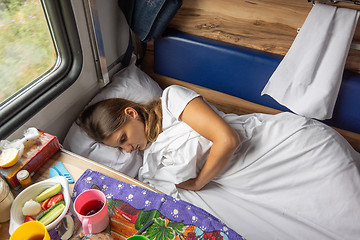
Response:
[35, 183, 62, 202]
[37, 201, 65, 226]
[36, 200, 65, 221]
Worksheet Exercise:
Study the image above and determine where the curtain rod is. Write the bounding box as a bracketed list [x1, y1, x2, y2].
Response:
[308, 0, 360, 5]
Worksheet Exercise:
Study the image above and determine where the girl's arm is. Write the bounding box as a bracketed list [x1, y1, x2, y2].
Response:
[175, 96, 240, 191]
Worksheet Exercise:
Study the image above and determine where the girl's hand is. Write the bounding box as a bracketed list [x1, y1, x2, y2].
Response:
[176, 178, 203, 191]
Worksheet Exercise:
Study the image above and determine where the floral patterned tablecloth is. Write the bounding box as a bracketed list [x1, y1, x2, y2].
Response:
[71, 169, 244, 240]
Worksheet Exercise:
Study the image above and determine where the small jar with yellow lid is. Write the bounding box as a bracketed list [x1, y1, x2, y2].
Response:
[17, 170, 32, 188]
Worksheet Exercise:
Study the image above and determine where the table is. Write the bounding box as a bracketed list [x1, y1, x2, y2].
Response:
[0, 148, 156, 239]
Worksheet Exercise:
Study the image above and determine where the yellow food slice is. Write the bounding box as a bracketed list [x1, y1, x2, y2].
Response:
[0, 148, 19, 168]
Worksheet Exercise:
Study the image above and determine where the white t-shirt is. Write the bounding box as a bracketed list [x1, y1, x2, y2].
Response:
[161, 85, 200, 130]
[138, 85, 213, 195]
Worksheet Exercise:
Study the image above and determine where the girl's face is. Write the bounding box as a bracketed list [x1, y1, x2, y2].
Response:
[103, 107, 148, 153]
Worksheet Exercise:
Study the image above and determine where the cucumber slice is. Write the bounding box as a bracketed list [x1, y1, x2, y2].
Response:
[36, 201, 65, 221]
[35, 183, 62, 202]
[38, 202, 65, 226]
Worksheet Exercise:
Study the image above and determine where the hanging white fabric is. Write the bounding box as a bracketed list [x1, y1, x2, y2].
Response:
[261, 3, 359, 120]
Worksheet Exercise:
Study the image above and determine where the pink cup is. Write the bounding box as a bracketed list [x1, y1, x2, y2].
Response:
[74, 189, 109, 235]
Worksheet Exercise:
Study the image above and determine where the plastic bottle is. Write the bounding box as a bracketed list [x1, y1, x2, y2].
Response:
[0, 175, 14, 222]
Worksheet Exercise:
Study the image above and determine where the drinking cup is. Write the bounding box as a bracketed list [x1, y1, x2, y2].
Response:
[10, 221, 50, 240]
[73, 189, 109, 235]
[127, 236, 150, 240]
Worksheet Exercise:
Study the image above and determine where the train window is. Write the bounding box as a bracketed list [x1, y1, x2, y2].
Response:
[0, 0, 55, 103]
[0, 0, 82, 139]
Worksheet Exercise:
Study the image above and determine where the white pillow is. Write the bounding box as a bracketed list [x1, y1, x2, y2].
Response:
[63, 56, 163, 178]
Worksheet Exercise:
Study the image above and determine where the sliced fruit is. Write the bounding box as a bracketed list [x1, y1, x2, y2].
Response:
[36, 200, 64, 221]
[37, 201, 65, 226]
[40, 198, 51, 211]
[35, 183, 62, 202]
[24, 216, 36, 223]
[0, 148, 19, 168]
[45, 193, 64, 210]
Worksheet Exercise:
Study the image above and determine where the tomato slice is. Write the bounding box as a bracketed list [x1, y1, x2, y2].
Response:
[40, 193, 64, 210]
[40, 198, 51, 210]
[46, 193, 64, 209]
[24, 216, 36, 223]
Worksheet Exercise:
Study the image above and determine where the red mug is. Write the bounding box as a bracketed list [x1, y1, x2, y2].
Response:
[74, 189, 109, 235]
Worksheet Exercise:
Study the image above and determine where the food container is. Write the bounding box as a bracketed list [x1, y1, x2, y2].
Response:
[16, 170, 32, 188]
[0, 130, 60, 190]
[9, 176, 74, 239]
[0, 175, 14, 223]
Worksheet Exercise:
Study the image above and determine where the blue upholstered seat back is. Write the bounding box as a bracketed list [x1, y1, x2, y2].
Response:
[154, 30, 360, 134]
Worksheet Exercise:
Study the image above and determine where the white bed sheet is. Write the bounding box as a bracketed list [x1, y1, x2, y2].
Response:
[178, 113, 360, 239]
[139, 95, 360, 239]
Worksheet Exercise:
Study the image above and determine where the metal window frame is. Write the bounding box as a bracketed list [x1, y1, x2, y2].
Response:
[83, 0, 110, 86]
[0, 0, 82, 139]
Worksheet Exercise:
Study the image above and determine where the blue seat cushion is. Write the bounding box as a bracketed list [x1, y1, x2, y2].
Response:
[154, 30, 360, 134]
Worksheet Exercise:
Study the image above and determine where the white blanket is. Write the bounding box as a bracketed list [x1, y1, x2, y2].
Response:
[261, 3, 359, 120]
[139, 111, 360, 239]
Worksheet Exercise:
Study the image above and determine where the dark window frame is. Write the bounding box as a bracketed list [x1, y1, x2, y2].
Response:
[0, 0, 82, 139]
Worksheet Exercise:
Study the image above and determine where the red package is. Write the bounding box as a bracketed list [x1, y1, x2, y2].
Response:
[0, 130, 60, 189]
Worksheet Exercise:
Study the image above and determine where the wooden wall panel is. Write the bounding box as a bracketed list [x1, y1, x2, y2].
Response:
[167, 0, 360, 73]
[141, 0, 360, 152]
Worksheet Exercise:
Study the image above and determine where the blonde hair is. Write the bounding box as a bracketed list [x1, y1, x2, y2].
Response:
[77, 98, 162, 143]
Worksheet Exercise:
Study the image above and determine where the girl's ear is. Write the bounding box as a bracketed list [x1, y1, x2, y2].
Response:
[124, 107, 138, 119]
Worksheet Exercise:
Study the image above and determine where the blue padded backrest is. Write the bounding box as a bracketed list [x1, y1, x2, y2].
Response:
[154, 30, 360, 134]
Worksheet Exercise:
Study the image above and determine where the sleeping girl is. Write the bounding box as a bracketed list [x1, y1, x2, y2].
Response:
[77, 85, 360, 239]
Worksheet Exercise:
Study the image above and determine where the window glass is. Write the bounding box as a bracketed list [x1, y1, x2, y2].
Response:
[0, 0, 56, 103]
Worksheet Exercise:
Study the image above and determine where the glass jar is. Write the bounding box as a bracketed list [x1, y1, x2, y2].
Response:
[17, 170, 32, 188]
[0, 175, 14, 223]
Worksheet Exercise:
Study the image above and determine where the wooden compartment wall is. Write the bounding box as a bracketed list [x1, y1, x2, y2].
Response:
[150, 0, 360, 73]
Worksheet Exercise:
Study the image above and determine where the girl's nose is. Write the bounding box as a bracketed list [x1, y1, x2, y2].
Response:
[122, 145, 132, 153]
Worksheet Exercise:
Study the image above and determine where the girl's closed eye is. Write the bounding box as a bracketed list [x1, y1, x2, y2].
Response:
[119, 134, 127, 145]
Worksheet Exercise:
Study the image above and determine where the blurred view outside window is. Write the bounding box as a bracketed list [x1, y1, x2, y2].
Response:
[0, 0, 56, 104]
